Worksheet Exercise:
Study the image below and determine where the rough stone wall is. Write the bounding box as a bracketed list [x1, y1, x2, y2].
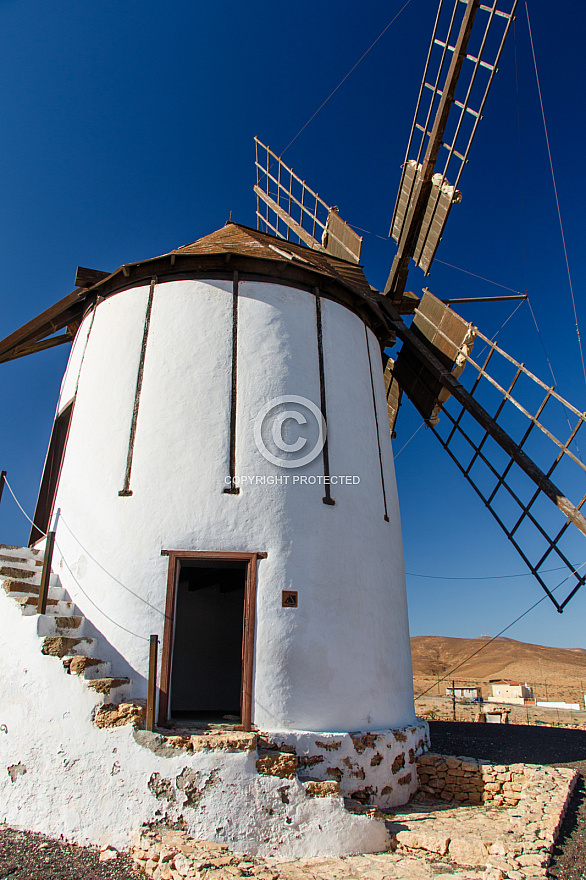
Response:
[267, 722, 430, 809]
[417, 752, 530, 806]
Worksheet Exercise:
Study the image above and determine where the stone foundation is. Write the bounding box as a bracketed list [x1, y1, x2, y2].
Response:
[130, 758, 578, 879]
[265, 723, 430, 808]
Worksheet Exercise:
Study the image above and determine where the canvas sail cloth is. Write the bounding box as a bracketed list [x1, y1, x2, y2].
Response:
[385, 289, 477, 431]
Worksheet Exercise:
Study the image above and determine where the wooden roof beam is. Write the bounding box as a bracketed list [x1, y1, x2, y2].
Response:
[0, 290, 87, 362]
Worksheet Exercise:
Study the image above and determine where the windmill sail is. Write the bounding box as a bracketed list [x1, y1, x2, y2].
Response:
[386, 0, 518, 302]
[381, 292, 586, 611]
[387, 291, 477, 427]
[254, 137, 362, 264]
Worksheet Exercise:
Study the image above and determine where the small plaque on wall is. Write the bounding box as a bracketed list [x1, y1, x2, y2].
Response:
[282, 590, 298, 608]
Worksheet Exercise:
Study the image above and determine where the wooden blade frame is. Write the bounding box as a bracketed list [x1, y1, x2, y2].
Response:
[386, 0, 518, 301]
[254, 137, 362, 264]
[389, 290, 477, 426]
[379, 294, 586, 612]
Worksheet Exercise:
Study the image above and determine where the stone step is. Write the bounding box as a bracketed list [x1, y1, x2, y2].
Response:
[37, 615, 85, 638]
[0, 553, 33, 566]
[0, 545, 42, 562]
[18, 598, 75, 617]
[1, 568, 61, 586]
[87, 677, 132, 702]
[0, 563, 38, 580]
[62, 655, 112, 680]
[41, 636, 98, 658]
[2, 578, 65, 600]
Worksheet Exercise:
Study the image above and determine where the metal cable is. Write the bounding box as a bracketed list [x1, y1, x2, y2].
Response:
[414, 559, 586, 700]
[407, 564, 569, 581]
[2, 478, 163, 626]
[469, 298, 526, 366]
[55, 539, 150, 643]
[58, 516, 165, 616]
[348, 219, 530, 296]
[434, 259, 524, 295]
[526, 296, 584, 466]
[3, 478, 47, 538]
[280, 0, 414, 155]
[516, 19, 583, 463]
[394, 422, 425, 459]
[525, 2, 586, 391]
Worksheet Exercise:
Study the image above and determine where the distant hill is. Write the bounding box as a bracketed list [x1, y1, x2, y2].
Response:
[411, 635, 586, 703]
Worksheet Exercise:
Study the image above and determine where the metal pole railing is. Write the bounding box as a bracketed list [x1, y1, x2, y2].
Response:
[145, 634, 158, 732]
[37, 531, 55, 615]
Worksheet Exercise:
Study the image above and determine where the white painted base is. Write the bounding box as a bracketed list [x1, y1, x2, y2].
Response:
[0, 583, 428, 858]
[267, 724, 430, 808]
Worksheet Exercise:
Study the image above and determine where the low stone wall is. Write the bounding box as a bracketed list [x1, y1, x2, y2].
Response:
[392, 758, 579, 878]
[416, 752, 527, 806]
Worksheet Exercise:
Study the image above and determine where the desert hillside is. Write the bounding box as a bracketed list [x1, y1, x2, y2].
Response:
[411, 635, 586, 704]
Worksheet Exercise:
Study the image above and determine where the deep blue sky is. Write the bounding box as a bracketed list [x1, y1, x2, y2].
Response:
[1, 0, 585, 652]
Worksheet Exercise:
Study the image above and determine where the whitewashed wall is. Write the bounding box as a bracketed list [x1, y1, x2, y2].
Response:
[49, 277, 415, 732]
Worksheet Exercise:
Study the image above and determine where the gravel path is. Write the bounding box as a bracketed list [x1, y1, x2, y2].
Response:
[0, 826, 138, 880]
[1, 721, 585, 879]
[428, 720, 586, 880]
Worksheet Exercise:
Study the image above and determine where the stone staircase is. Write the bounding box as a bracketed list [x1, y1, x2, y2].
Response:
[0, 543, 138, 714]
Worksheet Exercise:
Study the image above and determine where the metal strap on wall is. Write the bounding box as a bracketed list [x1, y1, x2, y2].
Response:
[365, 327, 389, 522]
[224, 271, 240, 495]
[315, 290, 335, 505]
[119, 277, 157, 497]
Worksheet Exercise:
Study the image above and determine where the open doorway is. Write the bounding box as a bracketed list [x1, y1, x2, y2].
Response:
[170, 560, 246, 721]
[159, 550, 265, 730]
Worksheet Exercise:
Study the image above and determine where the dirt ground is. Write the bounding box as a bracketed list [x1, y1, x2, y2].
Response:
[1, 721, 585, 879]
[0, 826, 139, 879]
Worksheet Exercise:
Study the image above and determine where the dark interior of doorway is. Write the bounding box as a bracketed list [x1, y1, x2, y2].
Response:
[170, 559, 246, 723]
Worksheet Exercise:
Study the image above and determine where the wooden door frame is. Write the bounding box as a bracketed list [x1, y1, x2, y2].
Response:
[158, 550, 267, 730]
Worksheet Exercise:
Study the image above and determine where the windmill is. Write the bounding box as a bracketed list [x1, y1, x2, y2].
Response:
[253, 0, 586, 614]
[0, 0, 582, 852]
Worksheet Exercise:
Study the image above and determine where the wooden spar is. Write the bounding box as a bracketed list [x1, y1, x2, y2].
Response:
[379, 297, 586, 539]
[0, 332, 74, 364]
[74, 266, 110, 288]
[146, 635, 158, 732]
[385, 0, 481, 301]
[254, 185, 322, 251]
[37, 530, 55, 615]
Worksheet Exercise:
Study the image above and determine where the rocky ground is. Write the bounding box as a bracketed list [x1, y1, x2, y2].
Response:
[0, 826, 138, 880]
[1, 721, 585, 879]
